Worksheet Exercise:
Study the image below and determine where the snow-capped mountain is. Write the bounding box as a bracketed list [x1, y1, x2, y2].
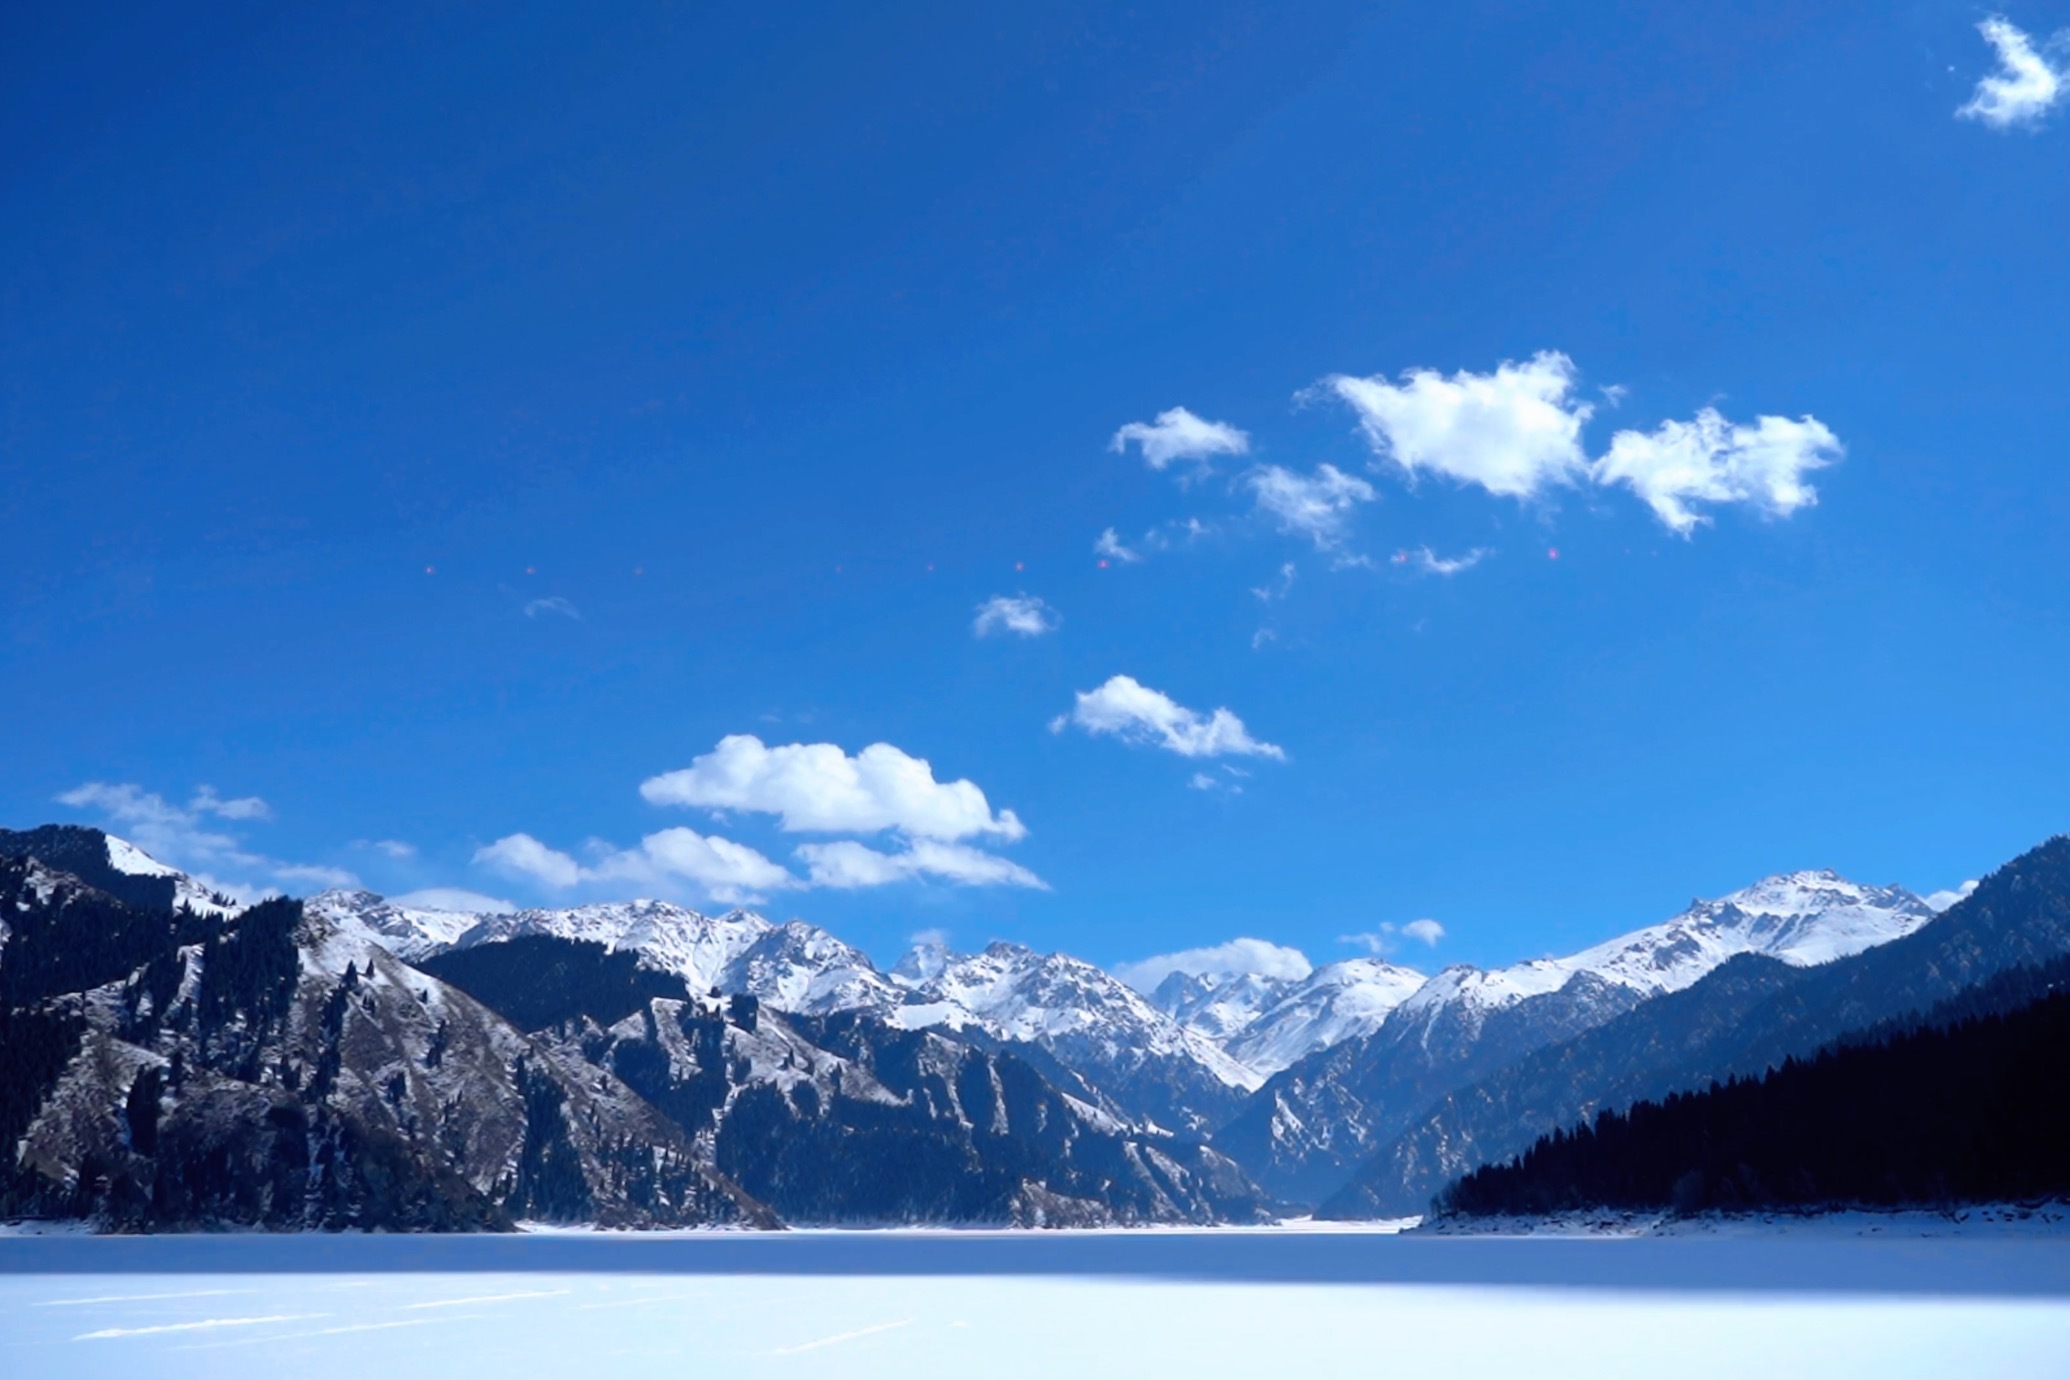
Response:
[890, 939, 1265, 1132]
[1153, 970, 1291, 1044]
[303, 888, 488, 961]
[1224, 959, 1429, 1075]
[307, 891, 1266, 1131]
[1216, 870, 1939, 1204]
[0, 824, 243, 919]
[1151, 960, 1430, 1077]
[1389, 869, 1937, 1041]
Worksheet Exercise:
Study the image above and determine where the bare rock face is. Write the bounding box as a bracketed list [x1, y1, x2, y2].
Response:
[0, 848, 767, 1231]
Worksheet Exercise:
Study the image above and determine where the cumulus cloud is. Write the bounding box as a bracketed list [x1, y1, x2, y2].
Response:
[974, 594, 1060, 638]
[1112, 937, 1314, 993]
[796, 838, 1046, 890]
[57, 781, 353, 897]
[1393, 546, 1488, 576]
[391, 887, 516, 914]
[1095, 527, 1143, 564]
[473, 826, 799, 904]
[640, 734, 1025, 842]
[1111, 406, 1250, 476]
[1245, 464, 1376, 549]
[473, 832, 583, 888]
[1325, 351, 1593, 499]
[1958, 17, 2066, 129]
[1341, 919, 1447, 954]
[524, 596, 580, 620]
[1593, 408, 1841, 535]
[1057, 674, 1284, 760]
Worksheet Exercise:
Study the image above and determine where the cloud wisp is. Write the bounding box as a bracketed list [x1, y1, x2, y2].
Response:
[57, 781, 354, 900]
[1056, 674, 1285, 761]
[1113, 937, 1314, 993]
[973, 594, 1060, 638]
[474, 826, 798, 905]
[1341, 918, 1447, 954]
[1958, 16, 2066, 129]
[1393, 546, 1489, 576]
[1094, 527, 1143, 564]
[796, 838, 1047, 890]
[1593, 409, 1840, 535]
[1245, 464, 1376, 550]
[1111, 406, 1250, 478]
[523, 596, 580, 620]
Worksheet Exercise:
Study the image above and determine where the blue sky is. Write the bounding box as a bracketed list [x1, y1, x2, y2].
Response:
[6, 2, 2070, 978]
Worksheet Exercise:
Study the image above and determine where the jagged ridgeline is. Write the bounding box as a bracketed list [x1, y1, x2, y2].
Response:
[1439, 954, 2070, 1217]
[0, 827, 1272, 1230]
[422, 934, 1273, 1227]
[1323, 835, 2070, 1218]
[0, 833, 767, 1231]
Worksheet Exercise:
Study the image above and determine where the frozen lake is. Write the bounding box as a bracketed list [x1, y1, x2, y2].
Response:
[5, 1226, 2068, 1378]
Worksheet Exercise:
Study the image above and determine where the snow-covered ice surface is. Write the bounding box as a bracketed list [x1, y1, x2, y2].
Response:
[4, 1229, 2067, 1378]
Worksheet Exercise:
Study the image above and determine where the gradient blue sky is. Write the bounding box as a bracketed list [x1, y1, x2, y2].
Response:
[6, 2, 2069, 975]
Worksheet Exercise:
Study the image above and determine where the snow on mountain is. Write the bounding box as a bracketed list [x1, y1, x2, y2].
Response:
[1152, 970, 1293, 1044]
[1392, 869, 1937, 1039]
[1224, 959, 1429, 1075]
[1216, 869, 1940, 1204]
[102, 833, 243, 916]
[304, 889, 491, 961]
[452, 899, 774, 993]
[888, 940, 1263, 1132]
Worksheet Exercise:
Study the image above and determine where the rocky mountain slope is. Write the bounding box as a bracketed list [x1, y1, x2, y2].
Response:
[1215, 871, 1938, 1204]
[421, 935, 1270, 1226]
[1, 829, 1274, 1229]
[1323, 842, 2070, 1217]
[0, 841, 765, 1230]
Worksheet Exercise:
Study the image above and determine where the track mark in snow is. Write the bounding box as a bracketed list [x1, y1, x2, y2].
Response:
[174, 1317, 461, 1350]
[770, 1318, 914, 1354]
[38, 1288, 248, 1307]
[75, 1313, 324, 1340]
[405, 1289, 572, 1310]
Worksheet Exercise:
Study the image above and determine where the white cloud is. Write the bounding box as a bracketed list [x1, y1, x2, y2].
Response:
[1958, 17, 2066, 129]
[391, 887, 515, 914]
[1593, 408, 1841, 535]
[474, 826, 799, 904]
[1341, 918, 1447, 954]
[57, 780, 351, 896]
[1095, 527, 1143, 564]
[272, 863, 361, 889]
[368, 839, 417, 859]
[1245, 464, 1376, 549]
[1059, 674, 1284, 760]
[190, 785, 272, 821]
[1924, 879, 1979, 913]
[524, 596, 580, 620]
[473, 832, 583, 888]
[1113, 937, 1313, 993]
[1251, 562, 1297, 602]
[974, 594, 1060, 638]
[596, 827, 801, 901]
[1110, 406, 1250, 476]
[640, 734, 1025, 842]
[1393, 546, 1488, 576]
[796, 838, 1046, 890]
[1326, 351, 1593, 499]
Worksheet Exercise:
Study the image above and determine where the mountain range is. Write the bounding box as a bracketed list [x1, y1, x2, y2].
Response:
[6, 820, 2064, 1229]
